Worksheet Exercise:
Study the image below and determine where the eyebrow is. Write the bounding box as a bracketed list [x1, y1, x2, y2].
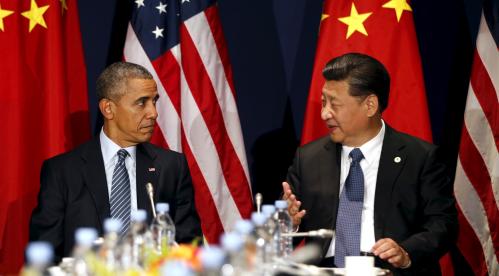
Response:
[136, 94, 160, 102]
[322, 92, 337, 101]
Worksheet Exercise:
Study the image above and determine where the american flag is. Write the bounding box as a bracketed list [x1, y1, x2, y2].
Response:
[453, 0, 498, 274]
[123, 0, 253, 243]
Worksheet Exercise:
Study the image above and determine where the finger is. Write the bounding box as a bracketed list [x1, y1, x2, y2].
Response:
[387, 254, 404, 267]
[282, 182, 292, 193]
[372, 240, 395, 256]
[294, 201, 301, 209]
[292, 210, 306, 226]
[282, 182, 292, 199]
[379, 247, 399, 260]
[289, 200, 302, 215]
[295, 209, 306, 218]
[372, 238, 393, 250]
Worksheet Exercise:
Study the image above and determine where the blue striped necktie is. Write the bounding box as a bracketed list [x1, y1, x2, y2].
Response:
[334, 148, 365, 267]
[110, 149, 131, 235]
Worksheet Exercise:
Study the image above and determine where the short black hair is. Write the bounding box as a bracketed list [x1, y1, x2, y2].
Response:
[96, 62, 153, 101]
[322, 53, 390, 113]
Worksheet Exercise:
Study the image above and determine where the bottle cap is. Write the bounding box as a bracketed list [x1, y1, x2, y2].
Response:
[199, 246, 226, 269]
[262, 205, 276, 217]
[26, 241, 53, 266]
[75, 228, 98, 246]
[275, 200, 288, 209]
[221, 232, 243, 252]
[156, 203, 170, 213]
[104, 218, 122, 233]
[251, 212, 267, 226]
[234, 219, 254, 235]
[131, 209, 147, 222]
[160, 260, 194, 276]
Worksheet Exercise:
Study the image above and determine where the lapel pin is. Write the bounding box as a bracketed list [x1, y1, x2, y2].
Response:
[394, 157, 401, 163]
[148, 167, 156, 172]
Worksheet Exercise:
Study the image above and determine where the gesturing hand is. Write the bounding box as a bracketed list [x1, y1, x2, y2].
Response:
[282, 182, 306, 228]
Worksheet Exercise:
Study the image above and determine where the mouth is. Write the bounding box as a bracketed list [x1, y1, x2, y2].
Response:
[326, 123, 338, 129]
[141, 125, 155, 132]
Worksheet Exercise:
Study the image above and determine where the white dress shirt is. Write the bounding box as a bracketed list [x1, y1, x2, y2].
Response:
[326, 121, 386, 256]
[100, 129, 138, 214]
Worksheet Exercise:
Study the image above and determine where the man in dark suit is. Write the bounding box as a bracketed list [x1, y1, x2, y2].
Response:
[29, 62, 202, 260]
[282, 53, 457, 275]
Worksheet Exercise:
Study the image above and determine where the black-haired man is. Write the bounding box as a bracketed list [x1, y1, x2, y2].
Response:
[283, 53, 457, 275]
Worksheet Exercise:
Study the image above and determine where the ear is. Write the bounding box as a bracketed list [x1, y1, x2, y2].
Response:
[99, 99, 114, 120]
[365, 94, 379, 117]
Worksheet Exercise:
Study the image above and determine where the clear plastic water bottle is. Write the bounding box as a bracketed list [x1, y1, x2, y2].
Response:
[72, 227, 98, 276]
[199, 246, 226, 276]
[123, 209, 148, 269]
[234, 220, 256, 269]
[150, 203, 176, 253]
[252, 212, 273, 265]
[261, 204, 278, 261]
[99, 218, 122, 270]
[22, 241, 53, 276]
[221, 232, 247, 275]
[274, 200, 293, 257]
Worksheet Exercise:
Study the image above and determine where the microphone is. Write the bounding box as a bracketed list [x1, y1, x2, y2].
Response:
[281, 229, 334, 238]
[255, 193, 263, 213]
[146, 183, 157, 219]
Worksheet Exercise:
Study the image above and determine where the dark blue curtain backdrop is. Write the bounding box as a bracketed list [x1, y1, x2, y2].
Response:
[77, 1, 482, 271]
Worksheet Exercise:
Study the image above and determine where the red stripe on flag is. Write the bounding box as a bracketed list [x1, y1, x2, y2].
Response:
[179, 23, 252, 217]
[152, 51, 182, 114]
[204, 6, 237, 97]
[469, 51, 499, 150]
[456, 204, 489, 276]
[458, 127, 499, 259]
[180, 129, 225, 243]
[151, 124, 170, 150]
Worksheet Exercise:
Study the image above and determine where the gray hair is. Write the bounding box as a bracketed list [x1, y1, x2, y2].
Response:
[96, 62, 153, 101]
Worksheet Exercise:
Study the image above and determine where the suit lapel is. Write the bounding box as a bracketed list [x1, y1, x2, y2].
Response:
[374, 126, 406, 240]
[81, 138, 109, 231]
[136, 143, 159, 221]
[319, 139, 341, 254]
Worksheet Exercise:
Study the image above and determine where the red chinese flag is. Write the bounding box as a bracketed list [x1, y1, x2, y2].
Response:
[302, 0, 432, 144]
[0, 0, 89, 273]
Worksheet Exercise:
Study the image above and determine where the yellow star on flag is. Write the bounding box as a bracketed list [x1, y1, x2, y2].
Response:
[322, 14, 330, 21]
[60, 0, 68, 14]
[0, 4, 14, 31]
[22, 0, 50, 32]
[338, 3, 372, 39]
[382, 0, 412, 22]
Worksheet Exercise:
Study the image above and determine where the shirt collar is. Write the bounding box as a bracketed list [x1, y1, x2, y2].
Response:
[342, 120, 385, 165]
[100, 128, 137, 165]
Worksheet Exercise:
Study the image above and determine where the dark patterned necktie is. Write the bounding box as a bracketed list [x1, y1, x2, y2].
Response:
[110, 149, 131, 235]
[334, 148, 365, 267]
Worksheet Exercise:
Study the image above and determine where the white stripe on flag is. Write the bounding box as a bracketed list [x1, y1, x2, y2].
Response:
[476, 12, 499, 98]
[464, 87, 499, 207]
[124, 24, 182, 152]
[184, 13, 251, 183]
[455, 159, 499, 274]
[171, 48, 242, 232]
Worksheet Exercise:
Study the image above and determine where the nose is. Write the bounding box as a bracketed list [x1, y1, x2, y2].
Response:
[321, 106, 333, 121]
[147, 102, 158, 120]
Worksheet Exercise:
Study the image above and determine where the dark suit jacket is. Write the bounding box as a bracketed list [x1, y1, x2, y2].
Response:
[29, 137, 202, 261]
[287, 125, 457, 275]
